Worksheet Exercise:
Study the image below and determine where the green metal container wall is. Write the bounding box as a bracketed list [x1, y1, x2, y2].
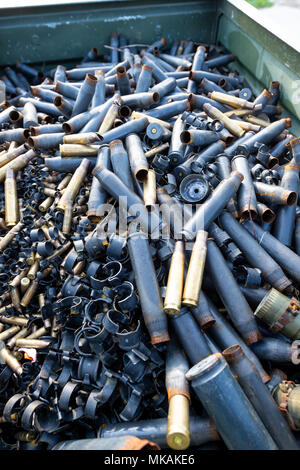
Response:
[0, 0, 299, 131]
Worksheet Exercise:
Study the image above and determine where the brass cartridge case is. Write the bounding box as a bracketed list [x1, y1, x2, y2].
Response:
[182, 230, 208, 307]
[62, 200, 73, 235]
[164, 241, 185, 315]
[4, 169, 19, 227]
[15, 338, 51, 349]
[203, 103, 245, 138]
[143, 169, 156, 209]
[56, 159, 90, 211]
[167, 394, 190, 450]
[0, 342, 22, 375]
[0, 325, 20, 342]
[209, 91, 255, 110]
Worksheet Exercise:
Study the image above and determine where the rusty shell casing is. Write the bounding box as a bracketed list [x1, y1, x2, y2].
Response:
[121, 91, 160, 109]
[71, 73, 97, 117]
[146, 99, 189, 121]
[165, 338, 190, 449]
[99, 416, 219, 449]
[9, 108, 23, 124]
[53, 95, 73, 118]
[146, 122, 172, 142]
[156, 187, 191, 240]
[180, 129, 220, 148]
[242, 219, 300, 285]
[0, 149, 36, 183]
[62, 109, 95, 134]
[204, 53, 235, 68]
[91, 70, 106, 107]
[206, 297, 270, 384]
[214, 154, 238, 217]
[125, 133, 149, 182]
[203, 103, 245, 138]
[206, 239, 261, 345]
[19, 97, 61, 117]
[232, 154, 258, 220]
[191, 291, 215, 329]
[4, 169, 19, 227]
[143, 169, 156, 209]
[15, 338, 51, 349]
[253, 89, 273, 107]
[136, 64, 153, 93]
[27, 133, 65, 150]
[0, 221, 24, 250]
[0, 341, 22, 376]
[164, 241, 185, 315]
[199, 77, 225, 94]
[56, 158, 90, 211]
[109, 139, 135, 190]
[0, 106, 18, 125]
[224, 344, 299, 450]
[22, 101, 38, 128]
[30, 85, 61, 103]
[55, 80, 79, 100]
[150, 77, 177, 98]
[181, 171, 243, 241]
[187, 45, 206, 93]
[186, 353, 278, 450]
[63, 132, 102, 145]
[250, 337, 300, 364]
[288, 137, 300, 169]
[182, 230, 208, 307]
[257, 202, 276, 224]
[131, 110, 172, 130]
[87, 144, 111, 221]
[116, 66, 131, 95]
[219, 211, 291, 292]
[127, 231, 169, 345]
[30, 123, 63, 136]
[188, 70, 240, 88]
[0, 128, 28, 144]
[101, 117, 149, 144]
[209, 91, 254, 110]
[170, 309, 212, 365]
[99, 95, 122, 134]
[168, 115, 186, 166]
[273, 163, 299, 246]
[54, 436, 160, 451]
[45, 157, 96, 173]
[188, 93, 229, 113]
[0, 143, 28, 169]
[192, 141, 226, 173]
[237, 118, 291, 153]
[81, 98, 115, 133]
[253, 181, 297, 207]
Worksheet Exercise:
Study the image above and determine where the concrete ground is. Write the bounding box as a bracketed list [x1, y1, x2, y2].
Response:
[259, 0, 300, 49]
